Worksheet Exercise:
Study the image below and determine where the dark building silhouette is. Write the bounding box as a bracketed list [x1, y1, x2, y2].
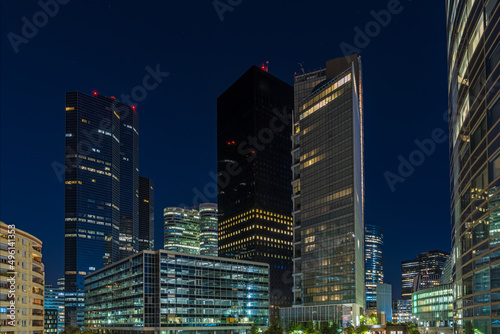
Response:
[217, 66, 294, 316]
[138, 176, 154, 251]
[64, 91, 138, 327]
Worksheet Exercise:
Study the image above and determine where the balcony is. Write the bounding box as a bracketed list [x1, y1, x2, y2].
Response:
[32, 266, 43, 275]
[32, 309, 43, 316]
[32, 276, 44, 286]
[32, 287, 43, 296]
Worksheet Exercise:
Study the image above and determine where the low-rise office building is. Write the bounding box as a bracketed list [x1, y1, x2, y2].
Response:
[45, 309, 59, 333]
[392, 299, 412, 323]
[0, 222, 44, 334]
[84, 250, 270, 333]
[412, 283, 453, 328]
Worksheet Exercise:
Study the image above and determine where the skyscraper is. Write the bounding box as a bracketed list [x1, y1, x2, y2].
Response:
[376, 283, 392, 323]
[447, 0, 500, 332]
[118, 101, 139, 259]
[365, 224, 384, 312]
[281, 55, 365, 326]
[199, 203, 218, 256]
[401, 250, 449, 299]
[217, 65, 294, 316]
[139, 176, 154, 251]
[163, 207, 200, 254]
[64, 91, 138, 327]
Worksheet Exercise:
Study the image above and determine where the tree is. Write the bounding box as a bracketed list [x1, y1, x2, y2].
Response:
[267, 317, 284, 334]
[367, 314, 378, 325]
[304, 321, 315, 334]
[355, 324, 370, 334]
[405, 322, 420, 334]
[319, 322, 338, 334]
[61, 327, 82, 334]
[344, 323, 355, 334]
[251, 324, 260, 334]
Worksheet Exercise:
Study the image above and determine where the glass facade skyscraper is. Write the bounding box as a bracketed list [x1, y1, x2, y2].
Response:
[217, 65, 294, 316]
[447, 0, 500, 333]
[164, 207, 200, 254]
[199, 203, 218, 256]
[377, 283, 393, 323]
[45, 284, 65, 333]
[401, 250, 449, 300]
[365, 224, 384, 312]
[64, 91, 138, 327]
[84, 250, 270, 333]
[282, 55, 365, 326]
[139, 176, 154, 251]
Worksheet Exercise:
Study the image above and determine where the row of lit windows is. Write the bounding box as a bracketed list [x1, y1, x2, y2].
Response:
[219, 235, 292, 249]
[220, 209, 291, 226]
[301, 153, 326, 169]
[220, 225, 292, 239]
[300, 73, 352, 113]
[302, 187, 353, 211]
[66, 154, 112, 167]
[79, 165, 112, 176]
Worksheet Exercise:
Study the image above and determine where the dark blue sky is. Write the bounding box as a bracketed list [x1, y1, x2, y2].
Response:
[0, 0, 450, 297]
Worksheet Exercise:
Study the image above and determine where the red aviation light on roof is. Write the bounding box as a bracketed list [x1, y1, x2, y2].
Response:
[93, 91, 98, 96]
[132, 106, 136, 111]
[261, 61, 269, 72]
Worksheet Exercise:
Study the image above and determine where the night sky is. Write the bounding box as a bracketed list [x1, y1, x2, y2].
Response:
[0, 0, 450, 298]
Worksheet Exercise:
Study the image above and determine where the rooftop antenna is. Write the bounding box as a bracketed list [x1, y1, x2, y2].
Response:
[298, 62, 305, 74]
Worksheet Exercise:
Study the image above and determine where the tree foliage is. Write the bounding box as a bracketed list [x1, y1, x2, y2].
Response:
[267, 317, 284, 334]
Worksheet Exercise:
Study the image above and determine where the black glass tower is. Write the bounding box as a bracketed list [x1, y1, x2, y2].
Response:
[139, 176, 154, 251]
[64, 91, 138, 328]
[118, 101, 139, 259]
[217, 66, 294, 317]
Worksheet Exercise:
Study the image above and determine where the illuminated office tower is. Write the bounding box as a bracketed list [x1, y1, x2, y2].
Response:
[281, 55, 365, 326]
[163, 207, 200, 254]
[199, 203, 218, 256]
[217, 65, 294, 316]
[447, 0, 500, 332]
[64, 91, 138, 327]
[365, 224, 384, 312]
[401, 250, 449, 300]
[139, 177, 154, 251]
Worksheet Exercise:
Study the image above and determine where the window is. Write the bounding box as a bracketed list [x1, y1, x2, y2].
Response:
[486, 0, 499, 23]
[468, 13, 484, 59]
[471, 117, 487, 152]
